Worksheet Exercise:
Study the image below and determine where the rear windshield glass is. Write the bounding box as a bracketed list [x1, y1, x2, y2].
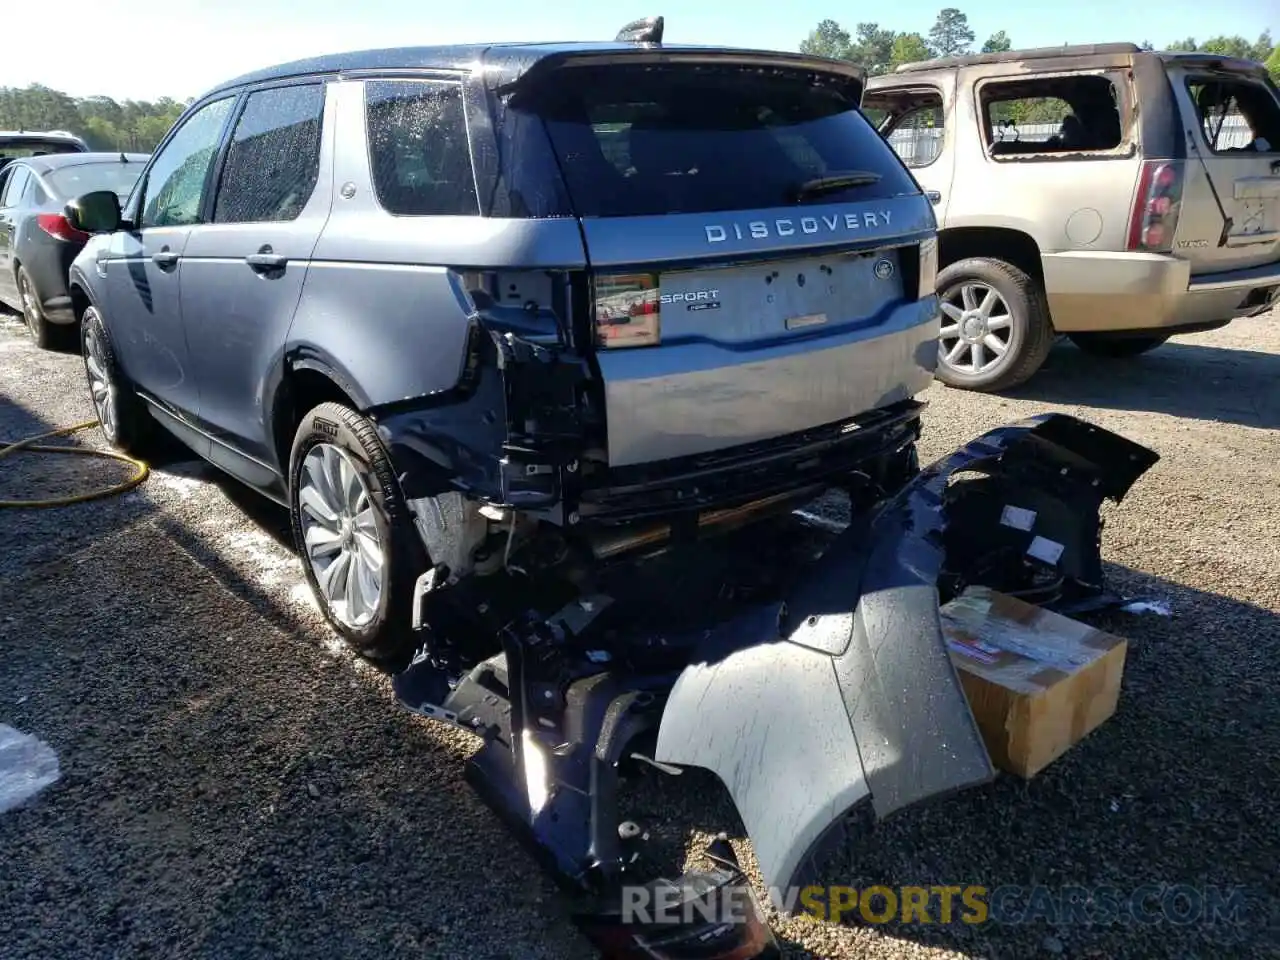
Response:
[47, 161, 146, 200]
[1186, 77, 1280, 154]
[0, 140, 84, 160]
[506, 63, 919, 218]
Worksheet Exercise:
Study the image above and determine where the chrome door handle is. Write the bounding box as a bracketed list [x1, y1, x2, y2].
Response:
[926, 191, 942, 205]
[245, 253, 288, 271]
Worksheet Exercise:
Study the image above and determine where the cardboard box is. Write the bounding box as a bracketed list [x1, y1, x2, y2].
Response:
[940, 586, 1128, 780]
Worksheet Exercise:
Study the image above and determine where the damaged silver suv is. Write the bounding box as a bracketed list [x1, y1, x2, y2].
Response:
[64, 19, 1158, 959]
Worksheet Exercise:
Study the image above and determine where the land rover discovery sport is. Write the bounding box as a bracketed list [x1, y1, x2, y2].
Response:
[64, 35, 942, 661]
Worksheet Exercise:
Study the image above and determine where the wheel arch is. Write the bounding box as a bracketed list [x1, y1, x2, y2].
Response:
[937, 226, 1047, 291]
[67, 278, 94, 322]
[269, 354, 368, 480]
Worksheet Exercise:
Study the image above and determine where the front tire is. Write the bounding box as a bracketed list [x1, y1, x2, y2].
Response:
[81, 305, 159, 458]
[934, 257, 1055, 392]
[1068, 332, 1169, 358]
[288, 402, 425, 669]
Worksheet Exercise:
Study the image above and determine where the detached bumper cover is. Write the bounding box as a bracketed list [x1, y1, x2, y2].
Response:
[654, 413, 1158, 897]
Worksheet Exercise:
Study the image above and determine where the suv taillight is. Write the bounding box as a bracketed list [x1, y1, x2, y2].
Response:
[593, 273, 660, 348]
[1127, 160, 1185, 254]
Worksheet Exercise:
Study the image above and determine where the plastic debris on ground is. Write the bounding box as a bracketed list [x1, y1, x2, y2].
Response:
[0, 724, 60, 814]
[1120, 599, 1173, 617]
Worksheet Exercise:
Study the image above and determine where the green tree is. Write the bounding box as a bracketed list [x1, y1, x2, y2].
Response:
[800, 19, 854, 60]
[1266, 45, 1280, 81]
[1163, 32, 1273, 63]
[891, 33, 932, 70]
[851, 23, 900, 75]
[0, 84, 80, 132]
[1201, 35, 1261, 60]
[929, 7, 975, 57]
[1248, 30, 1273, 62]
[981, 30, 1012, 54]
[0, 84, 187, 153]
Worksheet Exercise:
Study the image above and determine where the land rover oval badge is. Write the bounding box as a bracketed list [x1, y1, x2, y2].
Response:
[874, 258, 895, 280]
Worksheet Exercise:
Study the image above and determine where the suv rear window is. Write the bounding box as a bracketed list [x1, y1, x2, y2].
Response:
[0, 139, 85, 160]
[507, 63, 919, 218]
[1186, 77, 1280, 154]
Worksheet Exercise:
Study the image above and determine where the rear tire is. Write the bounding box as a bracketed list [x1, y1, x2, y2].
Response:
[81, 305, 160, 459]
[934, 257, 1055, 392]
[1068, 332, 1169, 358]
[18, 267, 70, 351]
[288, 402, 425, 670]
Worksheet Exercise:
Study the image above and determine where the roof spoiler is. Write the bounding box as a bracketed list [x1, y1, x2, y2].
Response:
[616, 16, 664, 44]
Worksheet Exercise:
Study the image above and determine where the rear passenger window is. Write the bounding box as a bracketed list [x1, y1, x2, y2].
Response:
[1186, 78, 1280, 154]
[881, 96, 945, 169]
[213, 84, 324, 224]
[978, 74, 1128, 159]
[1, 167, 30, 206]
[365, 80, 478, 217]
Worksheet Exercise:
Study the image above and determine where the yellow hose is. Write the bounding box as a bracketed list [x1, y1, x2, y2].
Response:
[0, 420, 149, 509]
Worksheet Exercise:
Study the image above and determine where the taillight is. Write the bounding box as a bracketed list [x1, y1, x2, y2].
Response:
[918, 236, 938, 298]
[36, 213, 90, 244]
[593, 273, 660, 348]
[1127, 160, 1184, 254]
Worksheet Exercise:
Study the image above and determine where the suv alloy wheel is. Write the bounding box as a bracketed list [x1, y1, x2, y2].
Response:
[934, 257, 1055, 392]
[288, 402, 425, 669]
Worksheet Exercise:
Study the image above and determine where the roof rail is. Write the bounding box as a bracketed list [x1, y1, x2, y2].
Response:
[895, 42, 1142, 74]
[616, 16, 664, 44]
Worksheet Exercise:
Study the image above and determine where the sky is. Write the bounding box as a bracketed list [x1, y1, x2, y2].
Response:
[5, 0, 1277, 102]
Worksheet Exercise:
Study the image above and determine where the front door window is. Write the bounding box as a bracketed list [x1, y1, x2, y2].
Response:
[139, 97, 235, 228]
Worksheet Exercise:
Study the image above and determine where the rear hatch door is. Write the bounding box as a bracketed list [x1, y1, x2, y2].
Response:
[503, 55, 937, 467]
[1166, 59, 1280, 274]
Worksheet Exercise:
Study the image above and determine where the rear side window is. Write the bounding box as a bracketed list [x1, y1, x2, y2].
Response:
[1, 166, 30, 206]
[365, 80, 478, 217]
[877, 94, 946, 169]
[506, 63, 919, 218]
[1186, 77, 1280, 154]
[214, 84, 325, 223]
[979, 74, 1129, 159]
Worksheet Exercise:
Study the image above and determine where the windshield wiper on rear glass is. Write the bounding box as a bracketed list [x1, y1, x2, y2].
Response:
[790, 171, 882, 202]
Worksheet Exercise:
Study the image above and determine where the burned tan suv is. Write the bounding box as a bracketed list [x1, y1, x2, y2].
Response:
[865, 43, 1280, 391]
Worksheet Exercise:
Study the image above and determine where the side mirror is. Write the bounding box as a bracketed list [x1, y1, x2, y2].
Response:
[64, 190, 122, 235]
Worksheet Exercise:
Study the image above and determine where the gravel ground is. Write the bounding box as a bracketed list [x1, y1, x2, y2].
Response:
[1, 307, 1277, 959]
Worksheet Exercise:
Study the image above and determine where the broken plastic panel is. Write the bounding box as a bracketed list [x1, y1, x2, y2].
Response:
[392, 413, 1158, 957]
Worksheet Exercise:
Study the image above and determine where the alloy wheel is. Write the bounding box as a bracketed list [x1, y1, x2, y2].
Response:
[19, 273, 40, 335]
[84, 323, 118, 440]
[938, 281, 1014, 376]
[298, 443, 385, 629]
